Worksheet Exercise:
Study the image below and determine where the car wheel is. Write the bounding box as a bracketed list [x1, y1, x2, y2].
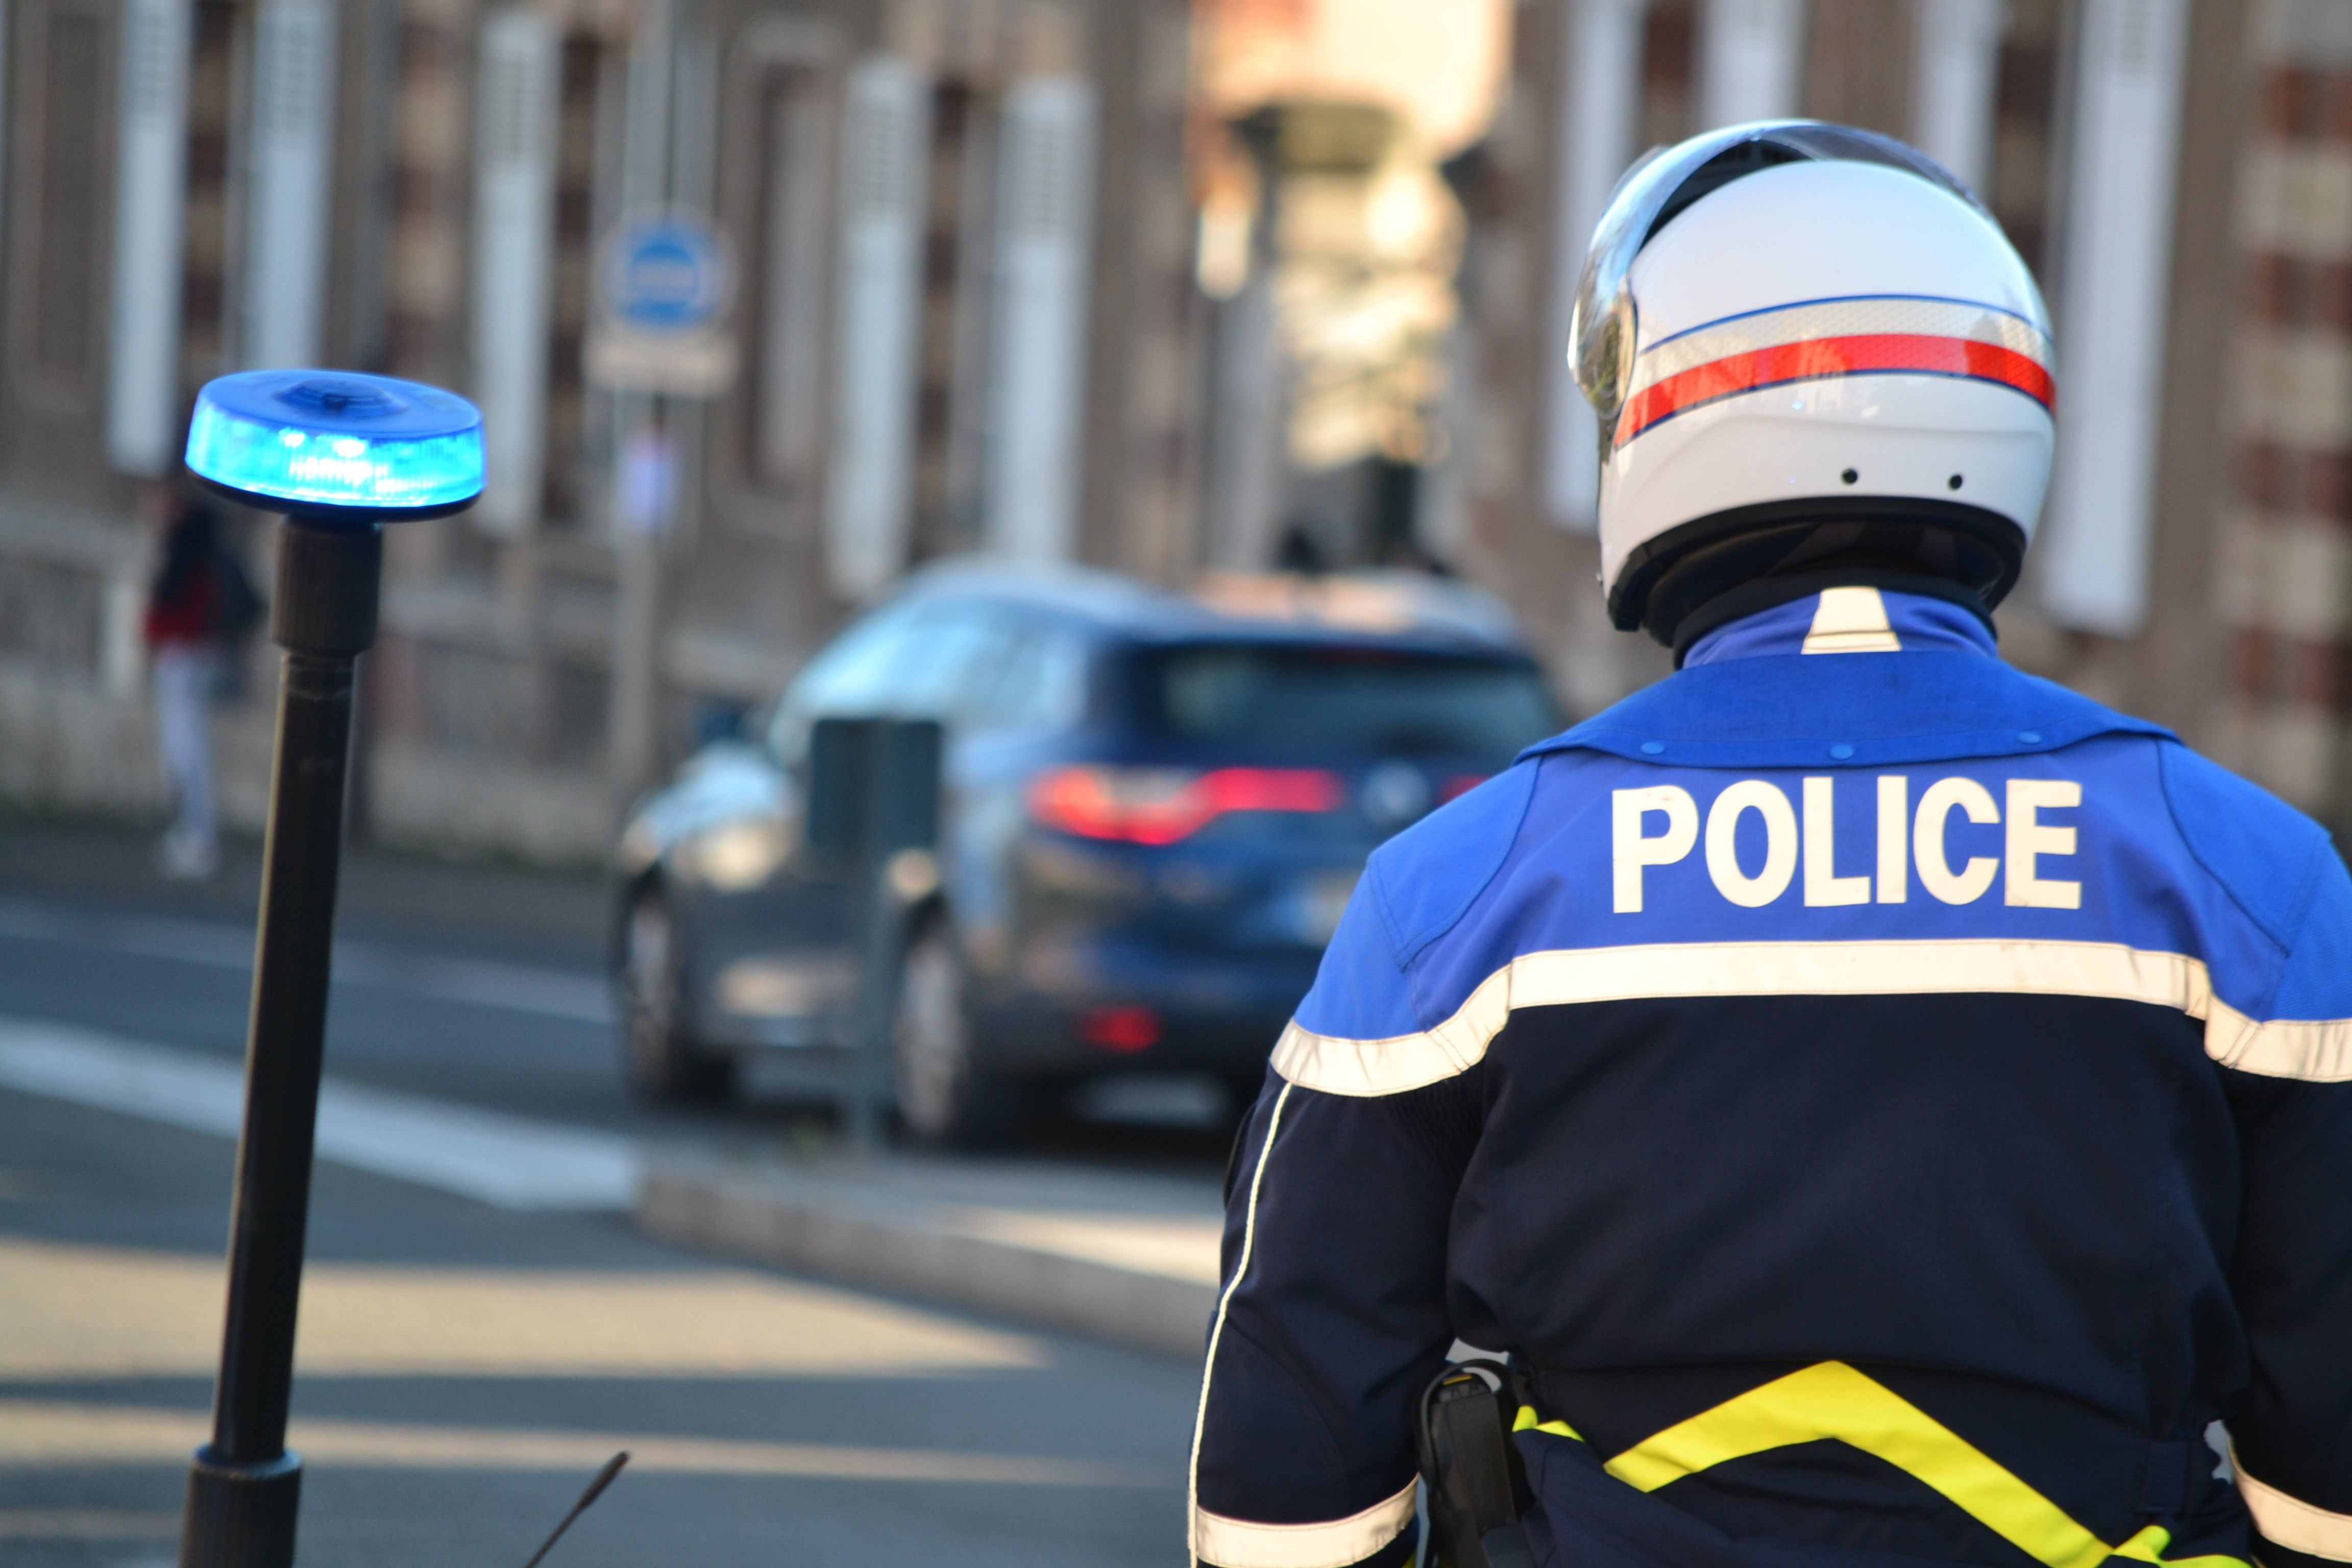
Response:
[619, 888, 737, 1105]
[893, 922, 1025, 1147]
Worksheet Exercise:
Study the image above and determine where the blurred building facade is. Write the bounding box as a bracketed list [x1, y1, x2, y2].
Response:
[0, 0, 1199, 859]
[3, 0, 2352, 859]
[1449, 0, 2352, 836]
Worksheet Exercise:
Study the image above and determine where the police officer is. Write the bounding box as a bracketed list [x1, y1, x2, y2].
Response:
[1188, 121, 2352, 1568]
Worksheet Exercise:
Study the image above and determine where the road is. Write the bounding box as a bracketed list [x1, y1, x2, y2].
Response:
[0, 827, 1209, 1566]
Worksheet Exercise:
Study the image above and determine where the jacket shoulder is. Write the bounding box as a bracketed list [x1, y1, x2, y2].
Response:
[1362, 757, 1541, 965]
[2155, 739, 2334, 952]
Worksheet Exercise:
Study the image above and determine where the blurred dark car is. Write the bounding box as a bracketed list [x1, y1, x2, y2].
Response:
[610, 558, 1561, 1143]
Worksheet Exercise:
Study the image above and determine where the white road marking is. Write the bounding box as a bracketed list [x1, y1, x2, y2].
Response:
[0, 896, 612, 1023]
[0, 1019, 639, 1210]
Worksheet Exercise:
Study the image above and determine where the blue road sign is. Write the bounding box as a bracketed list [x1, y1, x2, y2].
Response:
[602, 215, 728, 334]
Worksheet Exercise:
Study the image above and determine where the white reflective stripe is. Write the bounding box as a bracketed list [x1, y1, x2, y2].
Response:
[1189, 1081, 1294, 1567]
[1628, 294, 2052, 395]
[2232, 1443, 2352, 1562]
[2208, 1000, 2352, 1083]
[1802, 586, 1902, 654]
[1272, 939, 2352, 1096]
[1191, 1480, 1419, 1568]
[1272, 967, 1510, 1098]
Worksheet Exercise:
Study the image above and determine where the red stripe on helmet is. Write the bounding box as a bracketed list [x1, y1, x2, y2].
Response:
[1613, 333, 2056, 448]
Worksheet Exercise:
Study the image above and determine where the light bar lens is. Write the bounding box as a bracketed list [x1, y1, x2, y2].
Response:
[184, 371, 485, 512]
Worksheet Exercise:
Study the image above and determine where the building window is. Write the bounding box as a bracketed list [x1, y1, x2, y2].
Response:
[1639, 0, 1699, 149]
[1988, 0, 2062, 279]
[182, 0, 239, 389]
[13, 0, 111, 401]
[541, 31, 607, 527]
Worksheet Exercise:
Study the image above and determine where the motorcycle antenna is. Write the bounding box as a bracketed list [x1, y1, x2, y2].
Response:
[522, 1451, 630, 1568]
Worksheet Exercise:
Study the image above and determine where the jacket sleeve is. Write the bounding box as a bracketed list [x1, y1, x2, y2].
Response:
[1188, 877, 1484, 1568]
[2225, 842, 2352, 1568]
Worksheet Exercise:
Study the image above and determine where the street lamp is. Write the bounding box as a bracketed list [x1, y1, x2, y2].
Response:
[176, 370, 483, 1568]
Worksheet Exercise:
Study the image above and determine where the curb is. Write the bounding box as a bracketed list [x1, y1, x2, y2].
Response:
[636, 1157, 1218, 1360]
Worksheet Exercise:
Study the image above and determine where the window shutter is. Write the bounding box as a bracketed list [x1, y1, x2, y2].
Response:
[1698, 0, 1807, 128]
[1545, 0, 1646, 532]
[22, 3, 107, 393]
[108, 0, 190, 473]
[752, 63, 833, 495]
[1909, 0, 2003, 193]
[984, 74, 1095, 563]
[244, 0, 335, 369]
[2039, 0, 2191, 636]
[825, 55, 929, 599]
[472, 6, 559, 537]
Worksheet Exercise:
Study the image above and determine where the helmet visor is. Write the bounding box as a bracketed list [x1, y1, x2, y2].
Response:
[1569, 120, 1989, 440]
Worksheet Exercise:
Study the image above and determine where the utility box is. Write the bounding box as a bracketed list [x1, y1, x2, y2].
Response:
[806, 716, 942, 865]
[804, 714, 944, 1154]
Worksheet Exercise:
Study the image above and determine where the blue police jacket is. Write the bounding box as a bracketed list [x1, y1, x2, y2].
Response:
[1188, 586, 2352, 1568]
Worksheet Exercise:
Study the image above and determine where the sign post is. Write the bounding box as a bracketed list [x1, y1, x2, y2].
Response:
[175, 371, 484, 1568]
[586, 210, 736, 795]
[807, 717, 943, 1155]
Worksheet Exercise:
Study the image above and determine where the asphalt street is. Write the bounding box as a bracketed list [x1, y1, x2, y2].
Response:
[0, 824, 1211, 1566]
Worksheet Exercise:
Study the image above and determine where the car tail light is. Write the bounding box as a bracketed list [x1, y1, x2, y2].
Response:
[1081, 1005, 1162, 1052]
[1027, 765, 1343, 844]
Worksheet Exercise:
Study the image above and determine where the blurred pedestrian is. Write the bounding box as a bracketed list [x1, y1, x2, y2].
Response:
[143, 485, 259, 879]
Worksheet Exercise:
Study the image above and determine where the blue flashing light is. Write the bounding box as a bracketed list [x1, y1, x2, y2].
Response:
[185, 370, 484, 517]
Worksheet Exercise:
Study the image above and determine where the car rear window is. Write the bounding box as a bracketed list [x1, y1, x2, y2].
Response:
[1145, 644, 1558, 763]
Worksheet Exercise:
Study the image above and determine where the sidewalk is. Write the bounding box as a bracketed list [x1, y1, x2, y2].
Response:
[638, 1150, 1224, 1359]
[0, 813, 607, 966]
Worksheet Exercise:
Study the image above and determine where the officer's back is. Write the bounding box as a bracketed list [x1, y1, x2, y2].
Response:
[1187, 123, 2352, 1568]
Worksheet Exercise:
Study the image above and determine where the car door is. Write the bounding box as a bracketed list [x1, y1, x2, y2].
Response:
[939, 612, 1094, 994]
[682, 595, 1006, 1051]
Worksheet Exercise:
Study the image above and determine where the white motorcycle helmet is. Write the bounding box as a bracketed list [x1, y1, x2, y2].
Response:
[1572, 121, 2054, 653]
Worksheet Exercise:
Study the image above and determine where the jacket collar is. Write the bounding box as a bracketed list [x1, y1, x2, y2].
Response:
[1524, 587, 2172, 770]
[1682, 585, 1995, 666]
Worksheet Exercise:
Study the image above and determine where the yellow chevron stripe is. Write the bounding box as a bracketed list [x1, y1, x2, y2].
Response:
[1510, 1405, 1581, 1441]
[1515, 1362, 2245, 1568]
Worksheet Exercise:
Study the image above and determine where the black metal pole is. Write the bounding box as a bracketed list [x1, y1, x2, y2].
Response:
[848, 836, 900, 1159]
[180, 516, 382, 1568]
[846, 720, 941, 1158]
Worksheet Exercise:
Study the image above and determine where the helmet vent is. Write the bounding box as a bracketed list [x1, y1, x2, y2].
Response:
[1948, 474, 1965, 491]
[1840, 469, 1859, 485]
